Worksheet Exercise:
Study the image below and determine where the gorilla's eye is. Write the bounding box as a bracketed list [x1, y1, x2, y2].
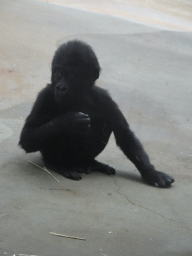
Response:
[54, 70, 62, 81]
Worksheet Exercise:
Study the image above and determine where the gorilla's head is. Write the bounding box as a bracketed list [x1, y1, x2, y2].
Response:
[51, 40, 101, 105]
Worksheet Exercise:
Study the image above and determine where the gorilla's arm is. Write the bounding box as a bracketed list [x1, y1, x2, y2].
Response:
[98, 88, 174, 187]
[19, 86, 90, 153]
[106, 99, 154, 173]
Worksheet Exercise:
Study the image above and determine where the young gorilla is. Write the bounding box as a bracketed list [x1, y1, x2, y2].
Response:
[19, 40, 174, 188]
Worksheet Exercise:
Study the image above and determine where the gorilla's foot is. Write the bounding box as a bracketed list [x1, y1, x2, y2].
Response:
[86, 160, 116, 175]
[44, 162, 82, 180]
[62, 170, 82, 180]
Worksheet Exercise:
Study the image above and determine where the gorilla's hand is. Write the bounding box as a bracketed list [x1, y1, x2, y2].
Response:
[141, 170, 174, 188]
[63, 112, 91, 135]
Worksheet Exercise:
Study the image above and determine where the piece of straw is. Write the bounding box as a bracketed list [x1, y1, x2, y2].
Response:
[1, 213, 7, 217]
[49, 232, 86, 241]
[28, 161, 60, 183]
[13, 254, 40, 256]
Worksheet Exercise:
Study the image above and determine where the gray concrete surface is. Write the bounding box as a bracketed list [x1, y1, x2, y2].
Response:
[39, 0, 192, 31]
[0, 0, 192, 255]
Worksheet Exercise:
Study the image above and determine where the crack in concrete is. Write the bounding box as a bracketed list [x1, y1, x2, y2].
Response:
[111, 176, 192, 232]
[112, 176, 136, 206]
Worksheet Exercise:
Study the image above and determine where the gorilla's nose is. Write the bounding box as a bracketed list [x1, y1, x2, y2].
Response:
[56, 83, 68, 92]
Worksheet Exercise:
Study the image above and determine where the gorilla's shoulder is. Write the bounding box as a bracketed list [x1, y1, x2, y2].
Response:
[91, 85, 112, 103]
[92, 85, 109, 97]
[37, 84, 54, 102]
[31, 84, 56, 113]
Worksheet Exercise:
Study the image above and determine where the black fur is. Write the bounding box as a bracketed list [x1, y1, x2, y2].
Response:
[19, 40, 174, 187]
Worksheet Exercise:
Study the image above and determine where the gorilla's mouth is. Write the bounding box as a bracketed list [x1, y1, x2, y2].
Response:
[54, 89, 73, 105]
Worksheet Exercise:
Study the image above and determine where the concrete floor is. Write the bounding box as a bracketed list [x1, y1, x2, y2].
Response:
[0, 0, 192, 255]
[39, 0, 192, 31]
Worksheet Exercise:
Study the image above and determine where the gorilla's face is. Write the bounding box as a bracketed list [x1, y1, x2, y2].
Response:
[51, 40, 100, 106]
[52, 66, 76, 106]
